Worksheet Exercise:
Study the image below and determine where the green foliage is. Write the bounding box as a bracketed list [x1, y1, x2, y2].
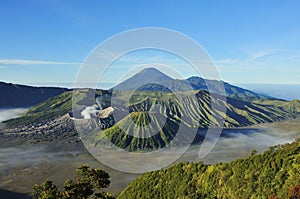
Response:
[118, 140, 300, 199]
[32, 181, 59, 199]
[32, 164, 115, 199]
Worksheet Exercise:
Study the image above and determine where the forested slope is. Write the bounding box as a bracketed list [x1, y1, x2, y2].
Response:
[119, 139, 300, 198]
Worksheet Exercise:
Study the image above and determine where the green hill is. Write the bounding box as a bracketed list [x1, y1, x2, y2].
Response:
[121, 90, 297, 129]
[85, 90, 299, 151]
[94, 112, 183, 151]
[118, 139, 300, 199]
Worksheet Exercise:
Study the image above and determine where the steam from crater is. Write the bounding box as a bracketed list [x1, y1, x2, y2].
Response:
[81, 105, 99, 119]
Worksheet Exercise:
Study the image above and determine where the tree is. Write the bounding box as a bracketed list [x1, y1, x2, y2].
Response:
[250, 149, 257, 156]
[32, 164, 115, 199]
[32, 180, 59, 199]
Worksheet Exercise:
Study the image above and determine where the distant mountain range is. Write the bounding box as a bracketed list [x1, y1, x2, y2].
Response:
[0, 67, 274, 108]
[0, 81, 69, 107]
[113, 68, 272, 101]
[2, 68, 300, 151]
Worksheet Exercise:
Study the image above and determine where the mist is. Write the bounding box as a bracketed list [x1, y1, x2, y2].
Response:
[180, 127, 298, 164]
[0, 108, 28, 123]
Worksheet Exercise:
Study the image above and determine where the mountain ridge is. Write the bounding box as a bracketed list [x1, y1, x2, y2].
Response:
[112, 67, 276, 101]
[2, 84, 300, 151]
[0, 67, 278, 108]
[85, 90, 299, 151]
[0, 81, 69, 107]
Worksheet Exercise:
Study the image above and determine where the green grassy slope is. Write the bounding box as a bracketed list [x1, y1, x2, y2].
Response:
[99, 112, 182, 151]
[118, 139, 300, 199]
[125, 90, 297, 128]
[86, 90, 300, 151]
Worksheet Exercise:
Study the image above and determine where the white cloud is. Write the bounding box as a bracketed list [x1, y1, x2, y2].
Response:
[216, 62, 300, 73]
[249, 49, 278, 60]
[213, 47, 300, 74]
[0, 59, 80, 65]
[95, 50, 118, 61]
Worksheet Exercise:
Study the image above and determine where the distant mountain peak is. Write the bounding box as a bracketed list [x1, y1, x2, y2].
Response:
[139, 67, 163, 73]
[137, 67, 172, 78]
[113, 67, 173, 91]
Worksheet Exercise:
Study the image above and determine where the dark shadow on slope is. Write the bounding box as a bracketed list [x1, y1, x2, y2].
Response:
[0, 189, 30, 199]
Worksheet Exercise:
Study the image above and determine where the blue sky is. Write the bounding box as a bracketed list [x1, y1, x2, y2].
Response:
[1, 0, 300, 88]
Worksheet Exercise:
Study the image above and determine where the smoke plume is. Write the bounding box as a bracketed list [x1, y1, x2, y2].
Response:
[81, 105, 98, 119]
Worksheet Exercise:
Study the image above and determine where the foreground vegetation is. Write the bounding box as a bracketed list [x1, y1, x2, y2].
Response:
[32, 164, 115, 199]
[119, 139, 300, 198]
